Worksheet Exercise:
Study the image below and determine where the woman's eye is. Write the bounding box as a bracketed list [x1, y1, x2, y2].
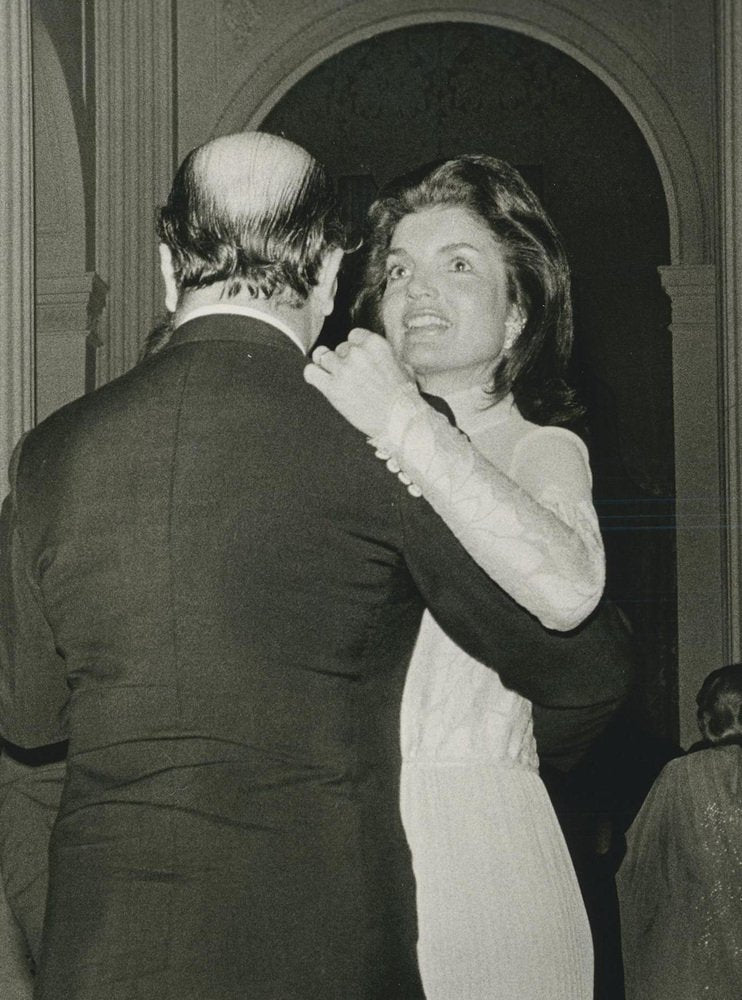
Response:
[386, 263, 409, 281]
[450, 258, 472, 273]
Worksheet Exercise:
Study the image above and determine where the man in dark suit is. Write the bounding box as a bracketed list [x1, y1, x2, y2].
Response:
[0, 132, 633, 999]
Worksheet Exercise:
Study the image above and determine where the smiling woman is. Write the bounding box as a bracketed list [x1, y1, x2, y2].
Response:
[380, 205, 522, 394]
[302, 154, 635, 999]
[355, 155, 579, 425]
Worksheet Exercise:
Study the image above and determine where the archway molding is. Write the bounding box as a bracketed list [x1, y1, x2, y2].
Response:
[212, 4, 706, 267]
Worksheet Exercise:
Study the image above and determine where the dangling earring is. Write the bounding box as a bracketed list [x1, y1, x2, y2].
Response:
[503, 316, 525, 355]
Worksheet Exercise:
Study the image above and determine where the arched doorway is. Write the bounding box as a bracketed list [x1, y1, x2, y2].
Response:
[261, 21, 676, 740]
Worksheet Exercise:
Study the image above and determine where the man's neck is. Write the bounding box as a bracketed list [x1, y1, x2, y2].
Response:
[174, 284, 316, 352]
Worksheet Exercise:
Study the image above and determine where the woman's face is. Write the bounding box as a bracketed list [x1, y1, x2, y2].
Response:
[380, 205, 521, 394]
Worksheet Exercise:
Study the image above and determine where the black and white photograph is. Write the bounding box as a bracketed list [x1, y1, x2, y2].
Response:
[0, 2, 740, 998]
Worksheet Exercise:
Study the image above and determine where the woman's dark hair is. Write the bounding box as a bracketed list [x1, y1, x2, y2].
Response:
[157, 138, 347, 305]
[354, 155, 581, 425]
[696, 663, 742, 743]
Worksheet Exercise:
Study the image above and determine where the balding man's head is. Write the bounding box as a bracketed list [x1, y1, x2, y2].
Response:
[158, 132, 346, 303]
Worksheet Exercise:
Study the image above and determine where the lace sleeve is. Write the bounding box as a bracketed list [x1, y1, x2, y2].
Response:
[370, 385, 605, 631]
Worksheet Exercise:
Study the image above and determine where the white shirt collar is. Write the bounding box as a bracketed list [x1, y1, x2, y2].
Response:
[174, 303, 307, 355]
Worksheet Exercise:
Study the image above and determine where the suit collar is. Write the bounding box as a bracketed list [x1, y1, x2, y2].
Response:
[169, 312, 306, 357]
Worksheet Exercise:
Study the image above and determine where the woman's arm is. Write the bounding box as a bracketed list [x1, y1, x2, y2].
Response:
[305, 331, 604, 631]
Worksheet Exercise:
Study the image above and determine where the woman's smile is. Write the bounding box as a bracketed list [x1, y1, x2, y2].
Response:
[403, 310, 451, 334]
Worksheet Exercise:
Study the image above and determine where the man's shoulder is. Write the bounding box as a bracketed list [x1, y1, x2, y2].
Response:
[17, 338, 395, 489]
[16, 347, 190, 476]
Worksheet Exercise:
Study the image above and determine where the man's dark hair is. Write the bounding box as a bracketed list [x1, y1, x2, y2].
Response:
[354, 154, 581, 426]
[157, 133, 347, 305]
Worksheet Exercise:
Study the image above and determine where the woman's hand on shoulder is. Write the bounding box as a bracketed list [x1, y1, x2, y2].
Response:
[304, 328, 414, 438]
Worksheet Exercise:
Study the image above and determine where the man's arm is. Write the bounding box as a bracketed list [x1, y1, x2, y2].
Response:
[399, 490, 636, 762]
[0, 441, 68, 749]
[306, 334, 604, 631]
[0, 750, 65, 967]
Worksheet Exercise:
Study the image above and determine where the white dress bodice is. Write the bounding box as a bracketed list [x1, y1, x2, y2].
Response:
[398, 388, 602, 769]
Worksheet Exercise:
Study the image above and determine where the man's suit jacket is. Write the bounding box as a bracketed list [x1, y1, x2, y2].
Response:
[0, 314, 634, 1000]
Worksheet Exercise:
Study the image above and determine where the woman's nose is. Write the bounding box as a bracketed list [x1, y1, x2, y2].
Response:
[406, 269, 437, 298]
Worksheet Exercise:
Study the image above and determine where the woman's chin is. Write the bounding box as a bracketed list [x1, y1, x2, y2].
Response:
[414, 370, 461, 396]
[400, 342, 449, 374]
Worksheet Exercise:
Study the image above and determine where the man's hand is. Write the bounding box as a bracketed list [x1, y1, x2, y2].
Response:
[304, 329, 414, 439]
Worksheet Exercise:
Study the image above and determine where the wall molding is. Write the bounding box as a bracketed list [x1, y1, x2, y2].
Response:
[659, 263, 723, 745]
[719, 0, 742, 665]
[35, 272, 108, 421]
[36, 272, 108, 342]
[0, 0, 34, 496]
[94, 0, 175, 384]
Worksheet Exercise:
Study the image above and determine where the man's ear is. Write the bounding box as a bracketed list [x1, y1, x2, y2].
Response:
[316, 247, 344, 318]
[158, 243, 179, 313]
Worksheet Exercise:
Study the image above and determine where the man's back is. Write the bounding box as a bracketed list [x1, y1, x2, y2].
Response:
[2, 312, 636, 998]
[7, 315, 439, 998]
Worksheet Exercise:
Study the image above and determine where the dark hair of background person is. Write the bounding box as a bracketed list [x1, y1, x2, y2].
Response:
[156, 142, 348, 306]
[695, 662, 742, 744]
[353, 154, 582, 427]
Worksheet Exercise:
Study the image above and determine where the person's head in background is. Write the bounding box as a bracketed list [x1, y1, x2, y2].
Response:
[353, 154, 581, 426]
[156, 131, 348, 352]
[696, 663, 742, 745]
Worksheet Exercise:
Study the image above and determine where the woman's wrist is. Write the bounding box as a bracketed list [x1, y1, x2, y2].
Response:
[368, 384, 467, 498]
[367, 381, 427, 454]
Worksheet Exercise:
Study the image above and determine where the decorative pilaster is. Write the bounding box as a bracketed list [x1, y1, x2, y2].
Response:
[0, 0, 34, 497]
[719, 0, 742, 663]
[94, 0, 175, 384]
[659, 264, 724, 746]
[35, 273, 108, 421]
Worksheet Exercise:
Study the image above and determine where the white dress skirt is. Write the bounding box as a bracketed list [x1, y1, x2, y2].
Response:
[396, 389, 597, 999]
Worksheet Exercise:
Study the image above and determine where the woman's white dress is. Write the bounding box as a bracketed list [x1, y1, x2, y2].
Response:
[382, 387, 599, 1000]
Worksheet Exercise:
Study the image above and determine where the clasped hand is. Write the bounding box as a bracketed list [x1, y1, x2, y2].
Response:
[304, 329, 413, 440]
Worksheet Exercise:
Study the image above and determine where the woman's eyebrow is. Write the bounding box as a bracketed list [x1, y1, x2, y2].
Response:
[387, 242, 482, 256]
[438, 242, 481, 254]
